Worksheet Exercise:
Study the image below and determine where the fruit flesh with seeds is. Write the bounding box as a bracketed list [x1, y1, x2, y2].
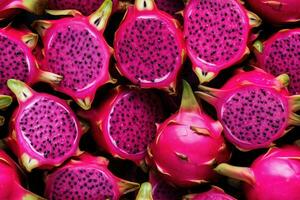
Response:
[6, 79, 83, 172]
[254, 28, 300, 95]
[196, 68, 300, 151]
[33, 0, 114, 110]
[215, 146, 300, 200]
[114, 0, 185, 92]
[45, 153, 140, 200]
[148, 81, 230, 187]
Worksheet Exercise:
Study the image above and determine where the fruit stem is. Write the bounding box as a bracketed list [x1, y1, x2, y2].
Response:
[276, 74, 290, 88]
[214, 163, 255, 185]
[253, 40, 263, 53]
[0, 95, 12, 109]
[38, 70, 63, 85]
[22, 0, 48, 15]
[180, 80, 201, 113]
[7, 79, 33, 102]
[247, 11, 262, 28]
[288, 95, 300, 126]
[118, 179, 140, 194]
[195, 85, 220, 106]
[135, 0, 155, 11]
[135, 182, 153, 200]
[89, 0, 113, 31]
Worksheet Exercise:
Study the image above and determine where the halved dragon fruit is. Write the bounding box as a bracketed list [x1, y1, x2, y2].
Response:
[254, 28, 300, 95]
[197, 68, 300, 151]
[0, 0, 47, 20]
[148, 81, 230, 187]
[114, 0, 185, 92]
[247, 0, 300, 24]
[184, 0, 261, 83]
[0, 150, 45, 200]
[215, 146, 300, 200]
[6, 79, 83, 172]
[33, 0, 114, 110]
[45, 153, 140, 200]
[183, 186, 236, 200]
[0, 95, 12, 126]
[79, 86, 164, 165]
[0, 25, 62, 96]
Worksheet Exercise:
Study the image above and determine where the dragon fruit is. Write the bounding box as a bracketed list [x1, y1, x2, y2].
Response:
[0, 25, 62, 96]
[0, 150, 45, 200]
[247, 0, 300, 24]
[183, 186, 236, 200]
[114, 0, 185, 92]
[155, 0, 184, 19]
[196, 68, 300, 151]
[147, 81, 230, 187]
[0, 0, 47, 20]
[5, 79, 83, 172]
[0, 95, 12, 126]
[45, 153, 140, 200]
[79, 86, 164, 165]
[33, 0, 114, 110]
[215, 146, 300, 200]
[253, 28, 300, 95]
[184, 0, 261, 83]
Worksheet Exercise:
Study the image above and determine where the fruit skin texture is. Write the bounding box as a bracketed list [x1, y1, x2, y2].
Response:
[215, 146, 300, 200]
[247, 0, 300, 24]
[0, 0, 47, 20]
[114, 0, 185, 92]
[254, 28, 300, 95]
[0, 150, 45, 200]
[79, 86, 164, 165]
[197, 68, 300, 151]
[33, 0, 114, 110]
[183, 0, 260, 83]
[148, 81, 230, 187]
[6, 79, 83, 172]
[183, 186, 236, 200]
[0, 25, 62, 96]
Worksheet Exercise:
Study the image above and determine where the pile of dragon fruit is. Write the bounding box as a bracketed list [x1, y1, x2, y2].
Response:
[0, 0, 299, 199]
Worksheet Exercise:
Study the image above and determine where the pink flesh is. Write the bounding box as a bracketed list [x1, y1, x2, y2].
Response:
[184, 0, 249, 71]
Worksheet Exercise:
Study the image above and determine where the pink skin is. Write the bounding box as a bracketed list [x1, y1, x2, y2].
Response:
[197, 68, 300, 151]
[44, 153, 139, 200]
[183, 187, 236, 200]
[0, 26, 62, 96]
[247, 0, 300, 24]
[215, 146, 300, 200]
[183, 0, 259, 83]
[148, 81, 230, 187]
[114, 0, 185, 92]
[33, 0, 113, 110]
[254, 28, 300, 95]
[0, 150, 44, 200]
[6, 79, 83, 172]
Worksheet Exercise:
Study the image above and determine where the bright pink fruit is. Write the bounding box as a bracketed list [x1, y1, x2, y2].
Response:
[0, 150, 44, 200]
[183, 186, 236, 200]
[6, 79, 83, 172]
[0, 0, 47, 20]
[45, 153, 140, 200]
[197, 68, 300, 151]
[79, 86, 164, 165]
[254, 28, 300, 95]
[184, 0, 261, 83]
[215, 146, 300, 200]
[247, 0, 300, 24]
[148, 81, 230, 187]
[0, 25, 62, 96]
[114, 0, 185, 92]
[33, 0, 114, 110]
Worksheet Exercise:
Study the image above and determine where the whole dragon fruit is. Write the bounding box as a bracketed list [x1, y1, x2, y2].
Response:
[247, 0, 300, 24]
[184, 0, 261, 83]
[254, 28, 300, 95]
[0, 0, 47, 20]
[79, 86, 164, 165]
[215, 146, 300, 200]
[45, 153, 140, 200]
[0, 95, 12, 126]
[114, 0, 185, 92]
[196, 68, 300, 151]
[6, 79, 83, 172]
[147, 81, 231, 187]
[33, 0, 114, 110]
[0, 25, 62, 96]
[183, 186, 236, 200]
[0, 150, 44, 200]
